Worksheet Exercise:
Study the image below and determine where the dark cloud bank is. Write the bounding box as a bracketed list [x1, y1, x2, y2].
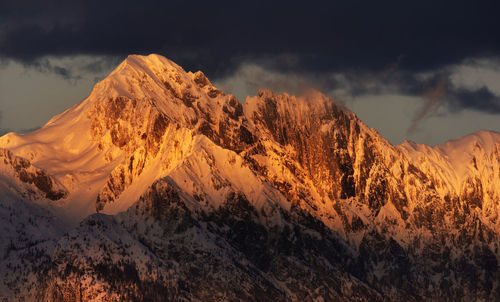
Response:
[2, 0, 499, 72]
[1, 0, 500, 121]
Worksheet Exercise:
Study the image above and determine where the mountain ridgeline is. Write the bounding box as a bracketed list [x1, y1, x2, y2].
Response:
[1, 54, 500, 301]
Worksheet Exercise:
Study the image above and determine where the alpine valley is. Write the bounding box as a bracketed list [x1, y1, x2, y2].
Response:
[1, 54, 500, 301]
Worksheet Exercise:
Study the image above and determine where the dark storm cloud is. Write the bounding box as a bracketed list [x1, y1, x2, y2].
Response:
[449, 86, 500, 113]
[1, 0, 499, 77]
[28, 55, 121, 81]
[31, 59, 77, 80]
[332, 65, 500, 112]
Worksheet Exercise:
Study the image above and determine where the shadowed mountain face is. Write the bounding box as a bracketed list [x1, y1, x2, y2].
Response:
[1, 54, 500, 301]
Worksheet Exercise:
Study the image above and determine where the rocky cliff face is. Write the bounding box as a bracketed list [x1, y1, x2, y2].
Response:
[241, 89, 500, 300]
[1, 54, 500, 301]
[0, 148, 67, 201]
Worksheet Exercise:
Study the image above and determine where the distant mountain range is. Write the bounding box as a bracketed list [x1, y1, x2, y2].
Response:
[1, 54, 499, 301]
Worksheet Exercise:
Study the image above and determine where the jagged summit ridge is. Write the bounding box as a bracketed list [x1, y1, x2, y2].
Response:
[1, 53, 499, 222]
[0, 54, 250, 219]
[1, 54, 500, 301]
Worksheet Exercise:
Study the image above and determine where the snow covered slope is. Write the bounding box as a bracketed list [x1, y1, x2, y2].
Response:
[1, 54, 500, 301]
[0, 55, 242, 220]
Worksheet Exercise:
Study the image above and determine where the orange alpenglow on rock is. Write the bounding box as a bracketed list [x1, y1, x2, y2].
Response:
[1, 54, 500, 301]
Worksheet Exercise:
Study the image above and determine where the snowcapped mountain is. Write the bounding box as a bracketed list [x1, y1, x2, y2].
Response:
[1, 54, 500, 301]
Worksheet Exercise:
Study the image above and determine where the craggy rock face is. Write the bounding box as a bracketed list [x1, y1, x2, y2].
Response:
[247, 91, 361, 202]
[0, 148, 67, 200]
[89, 96, 170, 157]
[83, 62, 500, 300]
[45, 180, 383, 302]
[3, 55, 500, 301]
[242, 90, 396, 220]
[240, 90, 500, 300]
[88, 69, 255, 210]
[89, 96, 173, 209]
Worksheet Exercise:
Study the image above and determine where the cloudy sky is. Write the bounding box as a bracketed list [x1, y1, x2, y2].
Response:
[1, 0, 499, 145]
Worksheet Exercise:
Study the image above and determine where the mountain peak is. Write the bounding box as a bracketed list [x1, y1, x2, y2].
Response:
[91, 54, 189, 101]
[437, 129, 500, 150]
[3, 54, 500, 301]
[436, 129, 500, 165]
[112, 54, 182, 77]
